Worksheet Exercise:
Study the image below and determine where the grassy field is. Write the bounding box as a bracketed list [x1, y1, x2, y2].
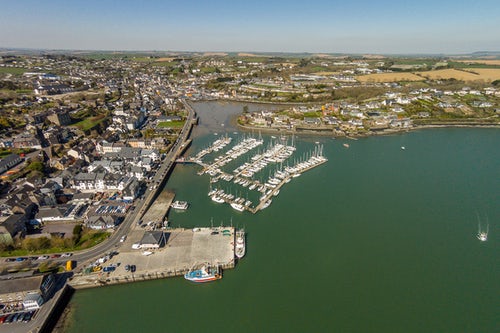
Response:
[0, 231, 110, 258]
[157, 120, 185, 128]
[0, 67, 27, 75]
[155, 57, 176, 62]
[74, 114, 107, 131]
[419, 68, 500, 81]
[356, 72, 425, 82]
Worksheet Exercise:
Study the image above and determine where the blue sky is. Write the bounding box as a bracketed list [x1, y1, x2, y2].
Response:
[1, 0, 499, 54]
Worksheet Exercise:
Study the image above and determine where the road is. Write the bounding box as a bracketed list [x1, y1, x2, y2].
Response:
[70, 99, 196, 266]
[2, 100, 197, 270]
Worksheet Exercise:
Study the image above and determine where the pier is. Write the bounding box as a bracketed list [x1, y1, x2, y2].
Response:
[68, 227, 236, 289]
[139, 189, 175, 227]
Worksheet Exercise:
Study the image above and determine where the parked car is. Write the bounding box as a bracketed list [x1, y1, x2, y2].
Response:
[130, 265, 136, 273]
[4, 313, 15, 323]
[61, 253, 73, 257]
[37, 255, 49, 260]
[103, 266, 116, 273]
[51, 254, 61, 259]
[120, 235, 127, 242]
[125, 264, 130, 271]
[23, 311, 35, 322]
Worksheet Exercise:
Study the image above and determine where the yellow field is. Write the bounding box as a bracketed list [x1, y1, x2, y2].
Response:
[237, 53, 261, 57]
[419, 68, 500, 81]
[455, 59, 500, 65]
[463, 68, 500, 81]
[356, 72, 425, 82]
[155, 57, 175, 62]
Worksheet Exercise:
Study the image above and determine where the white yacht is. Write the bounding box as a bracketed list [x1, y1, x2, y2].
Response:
[171, 201, 189, 210]
[261, 199, 272, 210]
[477, 232, 488, 242]
[476, 214, 489, 242]
[230, 202, 245, 212]
[211, 195, 225, 204]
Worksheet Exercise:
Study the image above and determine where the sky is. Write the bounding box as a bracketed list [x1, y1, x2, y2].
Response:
[0, 0, 499, 54]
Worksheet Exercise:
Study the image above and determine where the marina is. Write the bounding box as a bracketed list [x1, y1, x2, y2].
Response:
[180, 134, 328, 213]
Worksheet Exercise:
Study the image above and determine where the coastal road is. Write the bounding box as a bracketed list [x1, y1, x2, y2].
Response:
[2, 99, 196, 270]
[69, 99, 196, 266]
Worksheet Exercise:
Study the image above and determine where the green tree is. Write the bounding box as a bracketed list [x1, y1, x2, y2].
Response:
[37, 237, 51, 250]
[73, 224, 83, 245]
[27, 161, 44, 173]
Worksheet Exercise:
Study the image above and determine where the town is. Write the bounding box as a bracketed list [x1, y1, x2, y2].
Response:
[0, 51, 499, 330]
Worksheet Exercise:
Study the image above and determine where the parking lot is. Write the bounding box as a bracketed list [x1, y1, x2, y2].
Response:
[40, 221, 78, 239]
[69, 227, 236, 288]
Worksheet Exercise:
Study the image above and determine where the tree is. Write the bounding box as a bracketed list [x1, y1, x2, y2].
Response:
[299, 58, 309, 67]
[27, 161, 44, 173]
[243, 105, 249, 114]
[73, 224, 83, 245]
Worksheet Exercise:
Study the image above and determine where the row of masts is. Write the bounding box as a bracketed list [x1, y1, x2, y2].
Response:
[189, 134, 327, 213]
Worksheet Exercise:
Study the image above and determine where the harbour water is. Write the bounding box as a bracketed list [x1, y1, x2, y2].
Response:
[65, 102, 499, 333]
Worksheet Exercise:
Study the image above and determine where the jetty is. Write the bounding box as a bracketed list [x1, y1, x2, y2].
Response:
[139, 189, 175, 228]
[68, 227, 237, 289]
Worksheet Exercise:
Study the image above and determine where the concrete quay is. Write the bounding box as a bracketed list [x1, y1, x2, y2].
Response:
[139, 189, 175, 227]
[68, 227, 236, 289]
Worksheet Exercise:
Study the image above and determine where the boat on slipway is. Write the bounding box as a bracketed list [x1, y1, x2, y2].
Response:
[184, 264, 222, 283]
[235, 229, 246, 259]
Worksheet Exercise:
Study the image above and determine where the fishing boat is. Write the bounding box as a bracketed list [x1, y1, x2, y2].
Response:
[184, 264, 222, 283]
[171, 201, 189, 210]
[343, 143, 350, 148]
[235, 229, 246, 259]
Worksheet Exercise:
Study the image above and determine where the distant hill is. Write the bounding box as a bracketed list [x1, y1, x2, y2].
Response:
[0, 48, 499, 59]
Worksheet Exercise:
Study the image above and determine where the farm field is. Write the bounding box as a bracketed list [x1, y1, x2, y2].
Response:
[419, 68, 500, 81]
[454, 59, 500, 65]
[356, 72, 424, 82]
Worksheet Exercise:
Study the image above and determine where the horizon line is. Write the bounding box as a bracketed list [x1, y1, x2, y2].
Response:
[1, 46, 499, 57]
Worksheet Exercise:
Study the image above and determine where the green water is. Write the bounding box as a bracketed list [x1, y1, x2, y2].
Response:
[66, 103, 499, 333]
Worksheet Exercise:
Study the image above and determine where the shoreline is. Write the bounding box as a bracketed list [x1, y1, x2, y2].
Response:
[199, 98, 500, 139]
[234, 119, 500, 138]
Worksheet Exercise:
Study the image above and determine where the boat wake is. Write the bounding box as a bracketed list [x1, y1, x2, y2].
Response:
[476, 212, 489, 242]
